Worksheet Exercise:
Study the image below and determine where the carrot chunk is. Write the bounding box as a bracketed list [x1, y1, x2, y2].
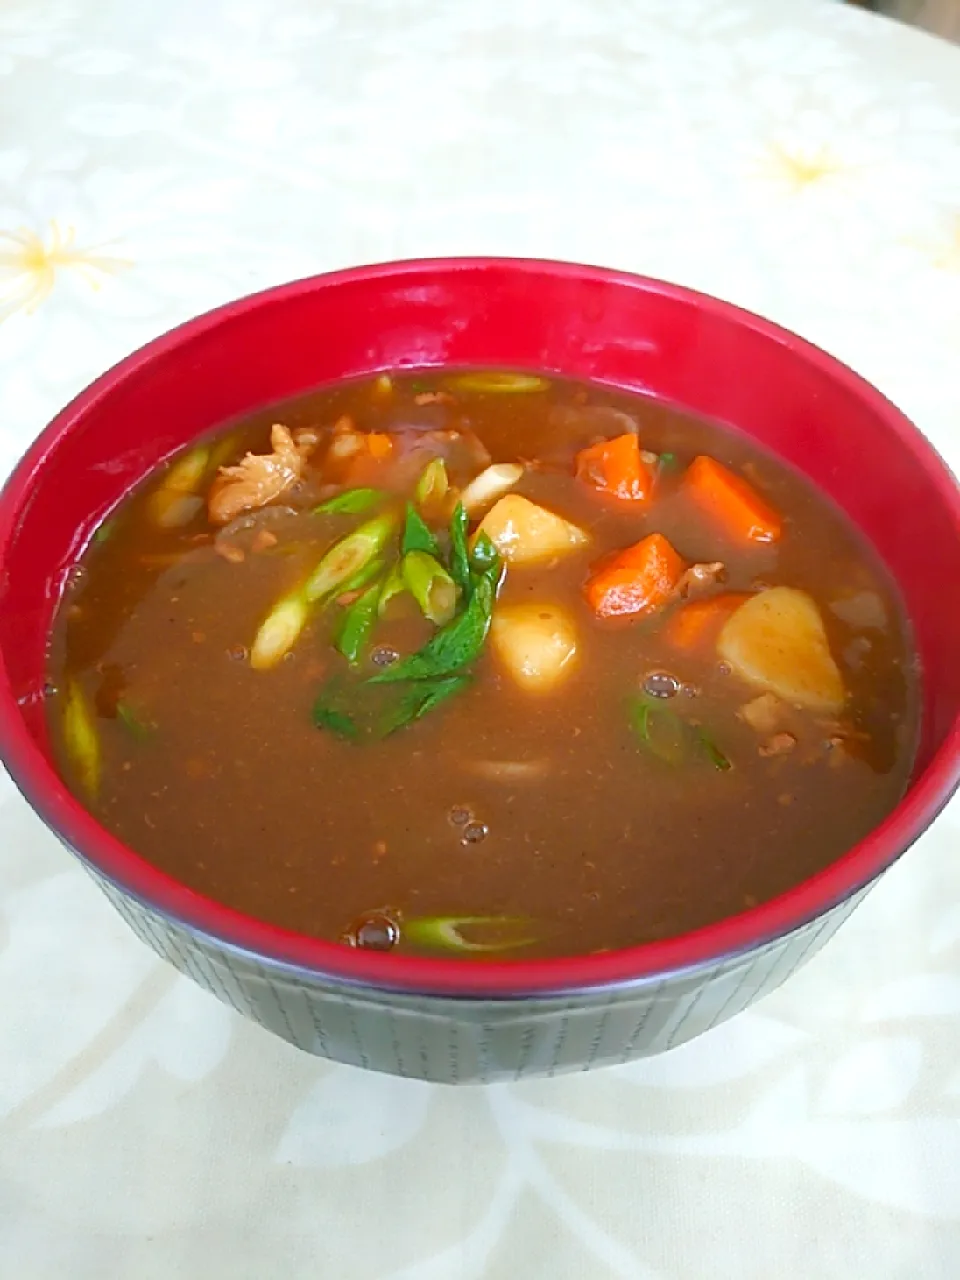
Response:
[340, 433, 395, 485]
[575, 434, 656, 505]
[584, 532, 685, 620]
[365, 433, 393, 460]
[664, 592, 751, 651]
[680, 456, 782, 543]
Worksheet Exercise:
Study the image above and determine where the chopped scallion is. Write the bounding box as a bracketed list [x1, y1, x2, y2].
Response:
[62, 680, 101, 797]
[404, 915, 536, 953]
[402, 551, 458, 626]
[314, 487, 385, 516]
[446, 372, 549, 395]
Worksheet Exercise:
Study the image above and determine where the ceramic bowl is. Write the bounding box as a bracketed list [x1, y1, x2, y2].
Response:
[3, 258, 960, 1084]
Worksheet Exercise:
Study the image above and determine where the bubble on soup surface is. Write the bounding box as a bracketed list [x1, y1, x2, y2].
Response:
[342, 911, 401, 951]
[643, 670, 680, 699]
[371, 646, 400, 668]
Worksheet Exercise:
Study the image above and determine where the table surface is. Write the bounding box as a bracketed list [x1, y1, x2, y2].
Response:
[2, 1, 960, 1275]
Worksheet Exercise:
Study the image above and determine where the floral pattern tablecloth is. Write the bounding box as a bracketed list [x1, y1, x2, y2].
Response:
[2, 1, 960, 1275]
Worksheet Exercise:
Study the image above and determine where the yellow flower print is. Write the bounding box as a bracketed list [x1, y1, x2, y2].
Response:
[902, 211, 960, 273]
[928, 213, 960, 272]
[755, 141, 849, 194]
[0, 220, 131, 322]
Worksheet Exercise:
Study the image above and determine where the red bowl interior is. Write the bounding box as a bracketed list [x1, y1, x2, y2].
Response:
[2, 257, 960, 997]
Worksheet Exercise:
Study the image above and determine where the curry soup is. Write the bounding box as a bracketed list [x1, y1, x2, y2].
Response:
[48, 370, 919, 958]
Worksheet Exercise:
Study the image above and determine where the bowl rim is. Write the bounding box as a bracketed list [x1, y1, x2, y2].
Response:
[3, 254, 960, 1000]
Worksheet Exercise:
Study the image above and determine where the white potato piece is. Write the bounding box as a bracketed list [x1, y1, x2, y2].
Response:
[718, 586, 845, 712]
[490, 602, 579, 693]
[476, 495, 588, 565]
[459, 463, 525, 515]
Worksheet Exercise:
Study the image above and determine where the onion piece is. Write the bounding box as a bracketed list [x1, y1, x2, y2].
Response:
[459, 463, 524, 515]
[468, 758, 550, 781]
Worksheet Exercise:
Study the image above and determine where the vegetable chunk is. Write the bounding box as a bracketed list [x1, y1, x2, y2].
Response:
[584, 533, 685, 620]
[460, 463, 524, 515]
[491, 603, 579, 693]
[476, 495, 588, 565]
[680, 455, 782, 544]
[575, 433, 656, 505]
[717, 586, 845, 711]
[664, 592, 750, 651]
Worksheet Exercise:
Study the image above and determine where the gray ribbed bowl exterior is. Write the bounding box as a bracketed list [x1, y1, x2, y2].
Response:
[88, 862, 871, 1085]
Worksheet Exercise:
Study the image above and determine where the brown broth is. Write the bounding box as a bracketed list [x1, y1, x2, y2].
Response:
[47, 371, 920, 959]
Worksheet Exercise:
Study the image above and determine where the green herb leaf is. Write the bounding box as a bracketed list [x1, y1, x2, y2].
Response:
[629, 695, 731, 771]
[377, 674, 471, 737]
[448, 501, 471, 598]
[404, 914, 536, 953]
[116, 700, 151, 740]
[401, 502, 440, 557]
[469, 531, 499, 575]
[312, 680, 361, 741]
[369, 561, 499, 684]
[629, 697, 687, 766]
[312, 672, 470, 741]
[93, 519, 115, 545]
[658, 452, 678, 471]
[698, 728, 732, 772]
[313, 487, 384, 516]
[335, 584, 381, 666]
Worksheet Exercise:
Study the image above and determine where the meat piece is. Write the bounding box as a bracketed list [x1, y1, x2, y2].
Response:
[550, 405, 640, 439]
[819, 718, 870, 743]
[292, 426, 322, 451]
[414, 391, 454, 406]
[759, 732, 797, 758]
[738, 692, 785, 735]
[424, 426, 492, 473]
[674, 561, 727, 600]
[830, 590, 887, 630]
[207, 424, 307, 525]
[214, 541, 245, 564]
[251, 529, 278, 553]
[323, 416, 393, 481]
[326, 415, 365, 464]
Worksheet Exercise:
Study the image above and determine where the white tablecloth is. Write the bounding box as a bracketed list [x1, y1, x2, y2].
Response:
[2, 1, 960, 1275]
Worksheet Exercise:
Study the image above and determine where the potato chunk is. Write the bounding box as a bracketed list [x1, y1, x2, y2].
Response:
[718, 587, 845, 712]
[490, 603, 579, 693]
[476, 495, 588, 565]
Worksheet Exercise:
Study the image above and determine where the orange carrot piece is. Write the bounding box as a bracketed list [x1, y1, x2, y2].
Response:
[583, 532, 685, 620]
[339, 433, 395, 485]
[575, 434, 656, 505]
[366, 433, 393, 460]
[664, 592, 751, 651]
[680, 455, 782, 543]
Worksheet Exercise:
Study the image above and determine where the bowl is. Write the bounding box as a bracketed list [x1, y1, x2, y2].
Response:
[2, 257, 960, 1085]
